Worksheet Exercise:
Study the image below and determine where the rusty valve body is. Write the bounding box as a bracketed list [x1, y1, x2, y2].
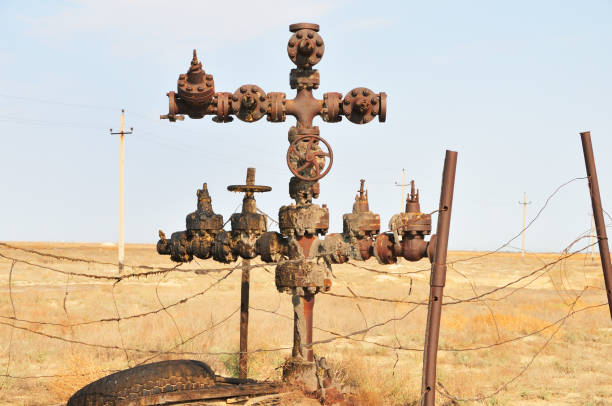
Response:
[157, 183, 223, 262]
[160, 23, 385, 182]
[375, 181, 435, 264]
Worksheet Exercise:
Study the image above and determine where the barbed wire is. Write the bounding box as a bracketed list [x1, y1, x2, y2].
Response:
[0, 176, 609, 406]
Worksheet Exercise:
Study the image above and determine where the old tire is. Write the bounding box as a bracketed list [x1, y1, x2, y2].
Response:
[67, 359, 216, 406]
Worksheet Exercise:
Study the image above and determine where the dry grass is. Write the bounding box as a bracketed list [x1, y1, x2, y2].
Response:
[0, 243, 610, 405]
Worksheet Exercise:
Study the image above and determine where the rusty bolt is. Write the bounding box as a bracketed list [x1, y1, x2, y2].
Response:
[296, 32, 303, 39]
[371, 98, 377, 105]
[260, 107, 266, 113]
[232, 95, 238, 101]
[179, 74, 186, 80]
[316, 52, 323, 58]
[186, 86, 192, 91]
[206, 74, 213, 80]
[344, 99, 350, 105]
[240, 86, 247, 93]
[206, 81, 213, 87]
[259, 95, 266, 101]
[316, 39, 323, 46]
[307, 32, 314, 39]
[197, 87, 204, 92]
[351, 90, 357, 97]
[362, 90, 368, 96]
[179, 82, 185, 87]
[289, 40, 295, 47]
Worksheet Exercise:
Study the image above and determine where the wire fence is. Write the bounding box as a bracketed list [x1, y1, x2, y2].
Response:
[0, 176, 610, 405]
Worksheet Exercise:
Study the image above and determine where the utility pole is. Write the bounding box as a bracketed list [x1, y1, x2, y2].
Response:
[110, 110, 133, 273]
[518, 192, 531, 258]
[395, 168, 408, 212]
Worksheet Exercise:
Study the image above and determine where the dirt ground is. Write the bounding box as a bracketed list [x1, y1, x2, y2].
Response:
[0, 242, 609, 405]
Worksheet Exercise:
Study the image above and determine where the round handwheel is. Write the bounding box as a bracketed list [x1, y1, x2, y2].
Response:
[286, 135, 333, 181]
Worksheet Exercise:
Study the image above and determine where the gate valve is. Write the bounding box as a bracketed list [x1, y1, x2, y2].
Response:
[286, 134, 333, 181]
[214, 168, 271, 261]
[375, 180, 434, 264]
[342, 179, 381, 238]
[157, 183, 224, 262]
[178, 50, 215, 106]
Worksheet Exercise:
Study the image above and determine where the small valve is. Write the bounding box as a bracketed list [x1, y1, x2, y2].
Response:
[342, 179, 380, 238]
[177, 50, 215, 106]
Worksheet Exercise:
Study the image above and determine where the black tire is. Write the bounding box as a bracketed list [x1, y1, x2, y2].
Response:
[67, 359, 216, 406]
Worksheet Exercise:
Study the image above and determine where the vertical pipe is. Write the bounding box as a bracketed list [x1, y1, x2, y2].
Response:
[521, 192, 527, 258]
[580, 131, 612, 320]
[303, 295, 314, 361]
[118, 109, 125, 273]
[239, 167, 256, 379]
[421, 150, 458, 406]
[293, 235, 316, 361]
[239, 259, 250, 379]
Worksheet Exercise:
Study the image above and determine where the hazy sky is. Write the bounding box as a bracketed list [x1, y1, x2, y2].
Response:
[1, 0, 611, 252]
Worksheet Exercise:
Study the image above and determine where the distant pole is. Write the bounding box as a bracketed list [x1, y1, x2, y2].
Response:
[518, 192, 531, 258]
[110, 110, 133, 273]
[580, 131, 612, 320]
[395, 168, 408, 212]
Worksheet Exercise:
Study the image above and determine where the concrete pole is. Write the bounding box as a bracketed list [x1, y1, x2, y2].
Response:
[110, 110, 132, 273]
[118, 111, 125, 273]
[518, 192, 531, 258]
[521, 192, 527, 258]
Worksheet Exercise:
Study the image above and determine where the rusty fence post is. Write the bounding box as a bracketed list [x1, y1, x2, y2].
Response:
[580, 131, 612, 320]
[239, 259, 250, 379]
[420, 150, 458, 406]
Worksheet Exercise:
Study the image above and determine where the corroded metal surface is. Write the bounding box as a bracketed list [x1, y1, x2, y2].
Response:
[279, 204, 329, 237]
[342, 180, 380, 238]
[275, 260, 331, 293]
[421, 150, 458, 406]
[157, 183, 223, 262]
[161, 23, 386, 182]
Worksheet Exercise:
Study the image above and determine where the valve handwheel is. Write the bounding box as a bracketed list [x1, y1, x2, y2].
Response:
[286, 134, 334, 181]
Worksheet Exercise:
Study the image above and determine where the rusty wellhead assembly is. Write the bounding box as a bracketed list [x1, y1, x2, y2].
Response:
[153, 22, 456, 405]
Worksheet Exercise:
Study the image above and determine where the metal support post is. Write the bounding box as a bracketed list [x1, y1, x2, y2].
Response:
[421, 150, 458, 406]
[239, 259, 250, 379]
[580, 131, 612, 320]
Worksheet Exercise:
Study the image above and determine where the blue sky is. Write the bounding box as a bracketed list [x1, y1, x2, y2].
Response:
[1, 0, 611, 252]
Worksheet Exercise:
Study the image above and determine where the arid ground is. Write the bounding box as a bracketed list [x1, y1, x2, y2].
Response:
[0, 242, 609, 405]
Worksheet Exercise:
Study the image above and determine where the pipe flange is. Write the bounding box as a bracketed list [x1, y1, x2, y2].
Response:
[231, 85, 267, 122]
[288, 28, 324, 68]
[342, 88, 382, 124]
[266, 92, 287, 122]
[322, 92, 343, 123]
[212, 92, 233, 123]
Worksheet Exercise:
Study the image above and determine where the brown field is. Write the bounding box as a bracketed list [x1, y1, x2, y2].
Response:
[0, 242, 610, 406]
